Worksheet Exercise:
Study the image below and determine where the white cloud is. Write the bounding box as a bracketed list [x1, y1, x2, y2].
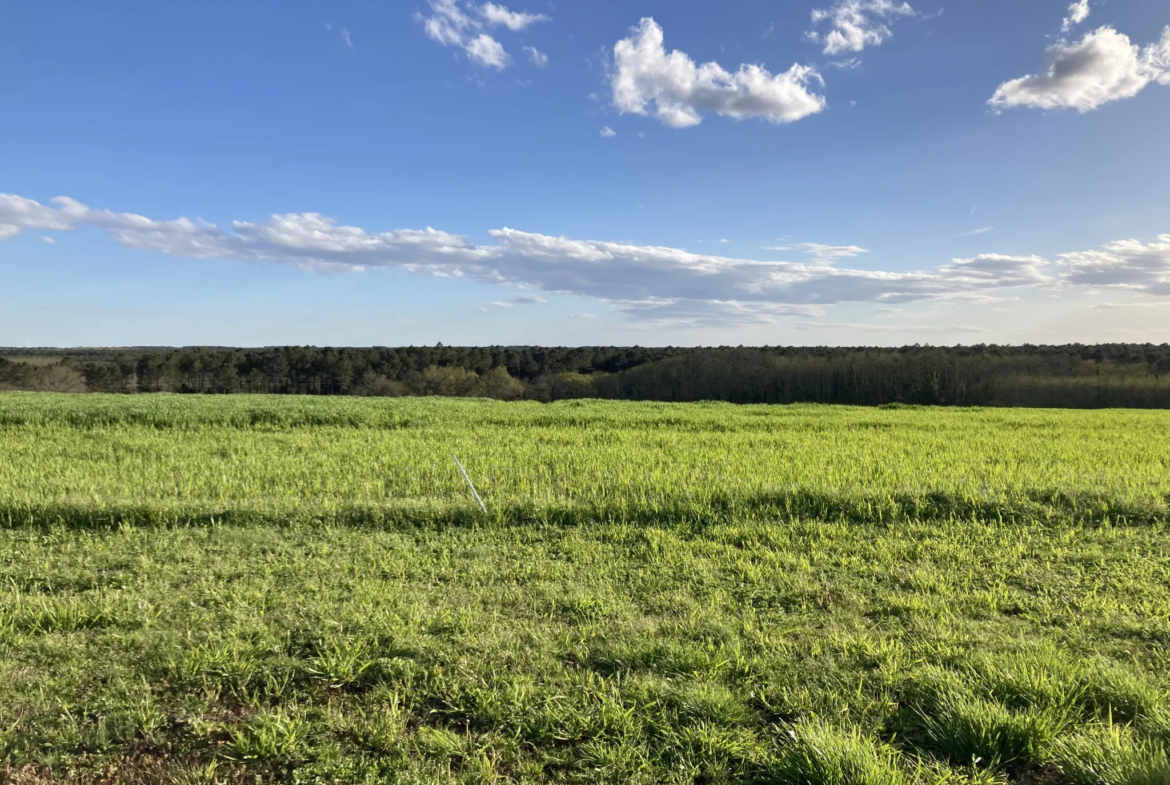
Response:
[417, 0, 547, 70]
[41, 236, 57, 245]
[828, 57, 862, 70]
[341, 27, 354, 51]
[523, 46, 548, 68]
[600, 126, 616, 137]
[465, 33, 510, 69]
[958, 226, 994, 237]
[807, 0, 915, 56]
[937, 254, 1053, 287]
[989, 25, 1170, 112]
[478, 2, 548, 31]
[800, 243, 868, 263]
[10, 191, 1170, 326]
[420, 0, 473, 47]
[610, 17, 825, 128]
[1149, 27, 1170, 85]
[1060, 0, 1090, 35]
[1061, 235, 1170, 294]
[0, 193, 75, 239]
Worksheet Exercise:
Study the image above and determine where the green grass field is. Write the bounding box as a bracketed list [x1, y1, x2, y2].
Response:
[1, 393, 1168, 784]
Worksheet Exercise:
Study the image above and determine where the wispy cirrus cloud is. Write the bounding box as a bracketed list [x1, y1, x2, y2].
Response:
[415, 0, 549, 70]
[827, 57, 862, 70]
[610, 18, 825, 128]
[3, 192, 1165, 327]
[523, 46, 548, 68]
[478, 2, 547, 31]
[799, 243, 869, 263]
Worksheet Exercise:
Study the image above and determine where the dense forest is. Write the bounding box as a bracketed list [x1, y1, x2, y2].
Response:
[3, 344, 1170, 408]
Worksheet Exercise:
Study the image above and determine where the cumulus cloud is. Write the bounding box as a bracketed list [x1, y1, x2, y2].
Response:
[478, 2, 548, 31]
[417, 0, 546, 70]
[9, 192, 1168, 326]
[465, 33, 510, 69]
[807, 0, 915, 56]
[989, 24, 1170, 112]
[0, 193, 75, 239]
[1061, 0, 1090, 34]
[600, 126, 616, 137]
[420, 0, 473, 46]
[41, 236, 57, 245]
[523, 46, 548, 68]
[610, 18, 825, 128]
[937, 254, 1053, 287]
[1061, 235, 1170, 294]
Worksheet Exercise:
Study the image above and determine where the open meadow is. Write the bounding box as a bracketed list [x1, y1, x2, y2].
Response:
[0, 393, 1168, 784]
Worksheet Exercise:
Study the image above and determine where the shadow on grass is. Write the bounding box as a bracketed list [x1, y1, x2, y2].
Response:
[1, 488, 1164, 533]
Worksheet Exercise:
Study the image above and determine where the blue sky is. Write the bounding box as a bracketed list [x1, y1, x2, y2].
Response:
[2, 0, 1169, 347]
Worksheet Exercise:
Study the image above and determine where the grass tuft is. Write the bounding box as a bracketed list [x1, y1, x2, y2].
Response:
[770, 719, 910, 785]
[222, 707, 311, 762]
[1050, 724, 1170, 785]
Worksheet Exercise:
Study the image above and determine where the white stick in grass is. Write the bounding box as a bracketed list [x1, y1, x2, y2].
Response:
[452, 454, 487, 514]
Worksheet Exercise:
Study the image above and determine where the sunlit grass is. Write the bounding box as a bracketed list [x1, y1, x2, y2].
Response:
[0, 393, 1167, 782]
[1, 393, 1168, 528]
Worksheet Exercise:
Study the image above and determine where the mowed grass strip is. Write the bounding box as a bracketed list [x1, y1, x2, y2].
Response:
[0, 393, 1168, 783]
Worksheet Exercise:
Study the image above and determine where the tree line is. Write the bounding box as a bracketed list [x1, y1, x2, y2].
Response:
[3, 344, 1170, 408]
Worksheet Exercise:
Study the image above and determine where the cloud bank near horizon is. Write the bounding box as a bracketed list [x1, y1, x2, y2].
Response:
[3, 193, 1168, 327]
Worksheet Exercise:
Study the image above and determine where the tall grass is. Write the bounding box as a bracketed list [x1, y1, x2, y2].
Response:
[1, 393, 1168, 528]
